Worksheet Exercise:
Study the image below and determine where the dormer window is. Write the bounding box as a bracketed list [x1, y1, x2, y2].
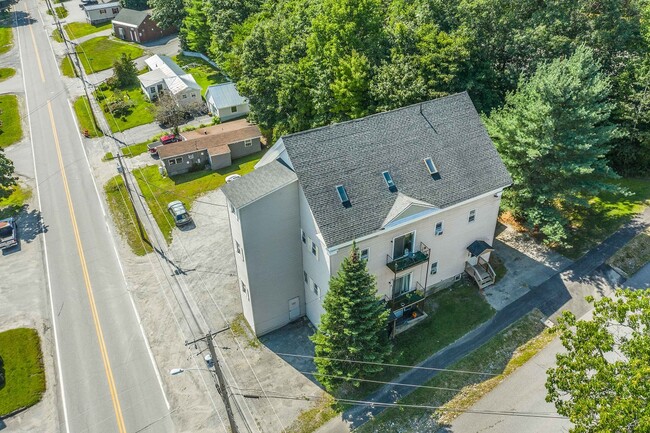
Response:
[382, 171, 397, 192]
[336, 185, 351, 207]
[424, 157, 441, 180]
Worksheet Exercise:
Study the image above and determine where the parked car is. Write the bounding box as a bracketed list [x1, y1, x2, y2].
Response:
[0, 217, 19, 250]
[167, 201, 193, 227]
[225, 174, 241, 183]
[160, 134, 181, 145]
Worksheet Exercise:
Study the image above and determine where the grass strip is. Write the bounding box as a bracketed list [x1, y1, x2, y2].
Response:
[607, 227, 650, 276]
[72, 96, 103, 137]
[63, 21, 111, 40]
[104, 175, 153, 256]
[0, 67, 15, 83]
[357, 310, 552, 432]
[0, 328, 46, 416]
[0, 94, 22, 148]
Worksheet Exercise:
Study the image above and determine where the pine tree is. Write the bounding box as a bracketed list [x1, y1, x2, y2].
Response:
[485, 45, 620, 245]
[311, 243, 391, 392]
[112, 53, 138, 89]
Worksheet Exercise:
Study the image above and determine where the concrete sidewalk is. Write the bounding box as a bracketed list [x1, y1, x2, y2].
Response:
[336, 206, 649, 430]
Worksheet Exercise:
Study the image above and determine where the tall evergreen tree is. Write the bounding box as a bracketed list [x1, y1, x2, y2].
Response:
[485, 46, 620, 245]
[311, 243, 391, 392]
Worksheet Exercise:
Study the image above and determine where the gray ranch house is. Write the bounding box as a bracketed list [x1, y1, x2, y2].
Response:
[83, 1, 121, 24]
[205, 82, 250, 121]
[157, 119, 263, 176]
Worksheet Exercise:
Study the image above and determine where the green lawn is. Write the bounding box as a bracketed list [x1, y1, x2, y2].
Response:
[0, 67, 15, 82]
[133, 150, 266, 243]
[63, 21, 112, 40]
[47, 5, 68, 19]
[122, 141, 151, 158]
[357, 311, 551, 432]
[0, 183, 32, 219]
[73, 96, 103, 137]
[0, 328, 46, 416]
[341, 281, 496, 399]
[0, 14, 13, 55]
[558, 178, 650, 258]
[95, 83, 155, 132]
[76, 36, 143, 74]
[0, 94, 22, 148]
[104, 175, 153, 256]
[52, 29, 63, 43]
[60, 56, 76, 77]
[173, 54, 229, 96]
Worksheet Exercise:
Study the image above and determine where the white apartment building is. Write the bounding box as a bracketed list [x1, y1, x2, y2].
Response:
[221, 92, 512, 336]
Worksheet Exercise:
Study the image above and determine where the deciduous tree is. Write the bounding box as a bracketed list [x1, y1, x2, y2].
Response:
[0, 149, 16, 200]
[149, 0, 185, 31]
[311, 243, 391, 392]
[546, 289, 650, 433]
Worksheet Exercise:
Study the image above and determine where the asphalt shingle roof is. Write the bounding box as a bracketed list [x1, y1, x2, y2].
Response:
[281, 92, 513, 247]
[112, 8, 149, 27]
[222, 160, 297, 209]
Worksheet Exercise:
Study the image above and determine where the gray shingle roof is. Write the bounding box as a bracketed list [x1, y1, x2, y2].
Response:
[281, 92, 513, 247]
[222, 160, 297, 209]
[112, 8, 149, 27]
[206, 83, 248, 109]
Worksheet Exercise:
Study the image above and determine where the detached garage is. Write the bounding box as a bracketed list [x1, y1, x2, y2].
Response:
[112, 9, 175, 44]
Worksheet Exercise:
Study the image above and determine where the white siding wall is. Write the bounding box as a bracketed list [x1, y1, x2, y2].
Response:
[217, 103, 250, 121]
[227, 201, 255, 330]
[298, 188, 331, 326]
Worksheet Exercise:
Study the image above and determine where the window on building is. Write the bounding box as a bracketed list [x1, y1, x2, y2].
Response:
[301, 230, 306, 244]
[393, 232, 414, 258]
[424, 157, 438, 175]
[469, 209, 476, 223]
[192, 94, 196, 97]
[336, 185, 351, 207]
[235, 241, 241, 255]
[304, 271, 309, 285]
[313, 283, 320, 297]
[230, 203, 235, 214]
[99, 9, 106, 14]
[112, 7, 119, 13]
[435, 221, 444, 236]
[360, 248, 369, 261]
[188, 154, 194, 159]
[231, 106, 238, 113]
[150, 86, 155, 93]
[182, 94, 187, 99]
[244, 139, 253, 147]
[382, 171, 397, 192]
[430, 262, 438, 275]
[241, 281, 246, 293]
[311, 240, 319, 259]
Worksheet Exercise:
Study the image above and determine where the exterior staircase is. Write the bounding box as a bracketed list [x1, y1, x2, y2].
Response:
[465, 256, 496, 289]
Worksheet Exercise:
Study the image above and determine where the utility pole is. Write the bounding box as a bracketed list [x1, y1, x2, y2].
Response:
[186, 328, 238, 433]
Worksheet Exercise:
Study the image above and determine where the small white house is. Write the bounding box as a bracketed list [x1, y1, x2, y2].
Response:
[205, 82, 250, 121]
[138, 55, 201, 106]
[221, 92, 513, 337]
[83, 1, 121, 24]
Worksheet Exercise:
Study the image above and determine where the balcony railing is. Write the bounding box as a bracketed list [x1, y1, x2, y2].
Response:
[386, 242, 430, 273]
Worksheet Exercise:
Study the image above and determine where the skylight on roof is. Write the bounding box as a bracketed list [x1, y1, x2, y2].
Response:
[336, 185, 351, 207]
[424, 157, 438, 175]
[382, 171, 397, 192]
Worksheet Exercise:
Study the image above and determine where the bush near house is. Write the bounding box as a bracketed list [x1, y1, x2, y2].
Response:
[0, 328, 46, 416]
[72, 96, 103, 138]
[75, 36, 143, 74]
[133, 150, 266, 243]
[0, 94, 22, 148]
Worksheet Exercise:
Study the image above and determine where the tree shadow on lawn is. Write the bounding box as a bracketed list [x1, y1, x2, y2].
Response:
[169, 150, 267, 186]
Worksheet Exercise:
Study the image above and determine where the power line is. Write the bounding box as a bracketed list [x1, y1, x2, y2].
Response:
[298, 371, 464, 392]
[275, 353, 499, 376]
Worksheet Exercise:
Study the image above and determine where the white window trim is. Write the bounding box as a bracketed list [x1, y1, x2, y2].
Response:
[301, 229, 306, 244]
[469, 209, 476, 223]
[360, 248, 369, 261]
[311, 240, 319, 260]
[244, 139, 253, 147]
[435, 221, 444, 236]
[430, 261, 438, 275]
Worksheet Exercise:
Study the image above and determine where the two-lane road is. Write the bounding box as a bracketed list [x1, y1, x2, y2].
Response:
[14, 1, 174, 431]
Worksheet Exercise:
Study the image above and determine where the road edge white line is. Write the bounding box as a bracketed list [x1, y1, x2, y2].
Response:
[67, 101, 171, 410]
[34, 1, 61, 77]
[15, 6, 71, 433]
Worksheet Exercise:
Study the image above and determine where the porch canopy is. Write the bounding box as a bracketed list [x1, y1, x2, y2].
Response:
[467, 240, 493, 257]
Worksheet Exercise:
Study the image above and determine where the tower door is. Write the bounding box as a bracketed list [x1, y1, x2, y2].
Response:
[289, 297, 300, 321]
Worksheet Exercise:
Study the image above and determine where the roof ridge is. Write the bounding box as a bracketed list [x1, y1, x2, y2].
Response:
[282, 91, 468, 141]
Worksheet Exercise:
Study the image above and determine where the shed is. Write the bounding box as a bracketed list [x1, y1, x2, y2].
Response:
[205, 82, 250, 121]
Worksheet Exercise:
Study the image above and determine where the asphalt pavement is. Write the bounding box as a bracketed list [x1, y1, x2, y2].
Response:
[13, 1, 173, 432]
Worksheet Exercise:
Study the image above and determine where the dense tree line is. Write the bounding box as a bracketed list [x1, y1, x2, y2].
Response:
[159, 0, 650, 242]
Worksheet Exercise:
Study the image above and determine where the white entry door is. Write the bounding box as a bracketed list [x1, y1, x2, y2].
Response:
[289, 297, 300, 321]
